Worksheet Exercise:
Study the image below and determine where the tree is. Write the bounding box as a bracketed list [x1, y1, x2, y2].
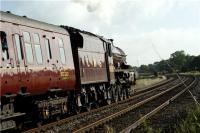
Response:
[138, 50, 199, 74]
[181, 55, 194, 72]
[189, 56, 200, 71]
[139, 65, 149, 73]
[169, 50, 186, 72]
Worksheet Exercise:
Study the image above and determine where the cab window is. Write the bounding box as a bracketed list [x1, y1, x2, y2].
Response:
[58, 38, 66, 64]
[14, 34, 23, 62]
[1, 31, 9, 60]
[23, 32, 33, 63]
[33, 33, 43, 64]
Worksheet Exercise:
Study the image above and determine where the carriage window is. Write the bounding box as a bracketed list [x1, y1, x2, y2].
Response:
[23, 31, 31, 42]
[58, 38, 64, 47]
[1, 31, 9, 60]
[33, 33, 42, 64]
[33, 33, 40, 44]
[58, 38, 66, 64]
[14, 34, 23, 61]
[45, 39, 52, 59]
[23, 32, 33, 63]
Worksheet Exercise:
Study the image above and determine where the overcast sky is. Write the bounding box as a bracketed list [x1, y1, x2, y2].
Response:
[1, 0, 200, 66]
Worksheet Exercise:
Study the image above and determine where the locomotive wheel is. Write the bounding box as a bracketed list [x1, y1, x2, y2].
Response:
[56, 116, 61, 121]
[124, 92, 127, 100]
[16, 120, 24, 131]
[114, 95, 119, 103]
[37, 121, 43, 128]
[112, 86, 118, 103]
[75, 107, 81, 114]
[86, 104, 91, 112]
[119, 93, 123, 101]
[107, 99, 112, 105]
[119, 88, 123, 101]
[122, 86, 128, 100]
[62, 102, 68, 114]
[107, 89, 112, 105]
[125, 87, 129, 99]
[94, 102, 99, 108]
[116, 85, 123, 101]
[17, 123, 23, 130]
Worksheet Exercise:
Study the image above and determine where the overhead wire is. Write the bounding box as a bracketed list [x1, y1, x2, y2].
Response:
[151, 42, 200, 106]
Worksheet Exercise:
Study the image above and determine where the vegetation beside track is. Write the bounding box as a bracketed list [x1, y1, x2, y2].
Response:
[137, 105, 200, 133]
[136, 120, 162, 133]
[133, 76, 199, 133]
[180, 71, 200, 76]
[175, 105, 200, 133]
[133, 76, 166, 91]
[136, 50, 200, 75]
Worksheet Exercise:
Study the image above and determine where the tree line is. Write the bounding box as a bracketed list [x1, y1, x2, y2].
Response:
[137, 50, 200, 74]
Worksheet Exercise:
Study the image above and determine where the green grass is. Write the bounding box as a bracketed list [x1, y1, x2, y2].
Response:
[134, 76, 166, 90]
[139, 120, 162, 133]
[134, 106, 200, 133]
[175, 106, 200, 133]
[180, 71, 200, 76]
[103, 106, 200, 133]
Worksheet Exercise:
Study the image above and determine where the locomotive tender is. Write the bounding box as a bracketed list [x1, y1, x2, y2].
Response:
[0, 11, 134, 131]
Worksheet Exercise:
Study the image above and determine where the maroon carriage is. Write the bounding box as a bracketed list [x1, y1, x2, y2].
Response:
[0, 11, 133, 132]
[0, 11, 76, 131]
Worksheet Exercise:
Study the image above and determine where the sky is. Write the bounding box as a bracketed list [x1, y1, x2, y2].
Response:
[1, 0, 200, 66]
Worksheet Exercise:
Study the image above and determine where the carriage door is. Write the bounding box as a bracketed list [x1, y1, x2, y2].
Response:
[12, 26, 27, 93]
[43, 32, 56, 88]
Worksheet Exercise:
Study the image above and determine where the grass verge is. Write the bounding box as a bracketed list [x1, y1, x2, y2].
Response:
[175, 105, 200, 133]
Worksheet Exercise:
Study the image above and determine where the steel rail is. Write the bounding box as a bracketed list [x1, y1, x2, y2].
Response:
[120, 77, 197, 133]
[132, 77, 182, 98]
[72, 77, 192, 133]
[22, 77, 180, 133]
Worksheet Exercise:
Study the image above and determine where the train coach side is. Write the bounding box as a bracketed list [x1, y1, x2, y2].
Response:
[0, 11, 76, 96]
[0, 11, 76, 131]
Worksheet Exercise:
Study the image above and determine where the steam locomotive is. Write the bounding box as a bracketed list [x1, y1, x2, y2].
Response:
[0, 11, 135, 132]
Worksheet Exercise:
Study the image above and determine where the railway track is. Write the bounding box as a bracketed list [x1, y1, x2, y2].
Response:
[22, 76, 193, 133]
[119, 77, 197, 133]
[133, 76, 200, 133]
[72, 77, 195, 133]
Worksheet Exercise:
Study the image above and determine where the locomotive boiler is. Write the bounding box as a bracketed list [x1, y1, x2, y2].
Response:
[0, 11, 134, 132]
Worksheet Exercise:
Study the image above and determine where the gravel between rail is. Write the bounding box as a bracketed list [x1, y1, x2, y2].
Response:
[90, 77, 195, 133]
[133, 76, 200, 133]
[23, 77, 189, 133]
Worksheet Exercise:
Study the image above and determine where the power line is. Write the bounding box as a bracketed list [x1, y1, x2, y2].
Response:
[151, 42, 200, 106]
